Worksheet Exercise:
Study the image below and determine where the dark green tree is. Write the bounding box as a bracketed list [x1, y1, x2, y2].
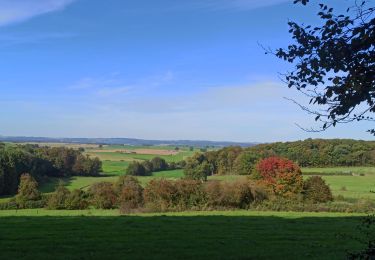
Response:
[184, 153, 211, 181]
[126, 162, 148, 176]
[272, 0, 374, 133]
[151, 157, 168, 172]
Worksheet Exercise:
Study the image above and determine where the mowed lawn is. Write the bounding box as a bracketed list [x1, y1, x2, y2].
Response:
[101, 161, 129, 175]
[0, 210, 365, 260]
[302, 167, 375, 200]
[302, 166, 375, 175]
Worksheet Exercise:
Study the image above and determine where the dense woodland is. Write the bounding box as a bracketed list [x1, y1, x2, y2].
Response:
[185, 139, 375, 178]
[0, 144, 101, 196]
[249, 139, 375, 167]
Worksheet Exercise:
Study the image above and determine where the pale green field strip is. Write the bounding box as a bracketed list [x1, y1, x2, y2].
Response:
[0, 208, 364, 217]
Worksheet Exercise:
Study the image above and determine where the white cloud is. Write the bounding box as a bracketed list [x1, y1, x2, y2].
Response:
[68, 71, 175, 98]
[0, 0, 76, 26]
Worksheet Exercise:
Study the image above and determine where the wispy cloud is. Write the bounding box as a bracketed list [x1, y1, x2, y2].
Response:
[0, 0, 77, 26]
[68, 71, 174, 98]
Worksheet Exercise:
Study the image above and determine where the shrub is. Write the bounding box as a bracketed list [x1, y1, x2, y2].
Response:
[255, 157, 303, 198]
[116, 175, 140, 191]
[117, 176, 144, 213]
[47, 181, 70, 209]
[126, 162, 148, 176]
[89, 182, 117, 209]
[205, 180, 267, 209]
[174, 179, 206, 210]
[15, 173, 41, 208]
[303, 176, 333, 203]
[0, 200, 18, 210]
[65, 189, 89, 210]
[143, 179, 177, 211]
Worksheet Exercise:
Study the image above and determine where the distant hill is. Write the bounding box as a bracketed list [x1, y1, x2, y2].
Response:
[0, 136, 257, 148]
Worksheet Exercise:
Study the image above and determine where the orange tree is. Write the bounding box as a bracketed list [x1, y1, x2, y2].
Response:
[255, 157, 303, 198]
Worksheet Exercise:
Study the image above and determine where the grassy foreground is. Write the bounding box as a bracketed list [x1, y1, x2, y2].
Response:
[0, 210, 365, 259]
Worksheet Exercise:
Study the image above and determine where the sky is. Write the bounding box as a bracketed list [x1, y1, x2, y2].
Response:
[0, 0, 373, 142]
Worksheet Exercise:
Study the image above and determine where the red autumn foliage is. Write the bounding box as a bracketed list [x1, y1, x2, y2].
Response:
[255, 157, 303, 197]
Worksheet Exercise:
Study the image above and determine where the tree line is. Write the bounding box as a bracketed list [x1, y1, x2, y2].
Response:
[1, 158, 334, 212]
[0, 144, 102, 196]
[183, 139, 375, 180]
[126, 157, 186, 176]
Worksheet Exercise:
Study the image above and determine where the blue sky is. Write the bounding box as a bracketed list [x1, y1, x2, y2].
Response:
[0, 0, 372, 142]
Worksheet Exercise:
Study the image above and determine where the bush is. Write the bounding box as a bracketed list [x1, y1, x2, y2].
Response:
[89, 182, 117, 209]
[174, 179, 206, 210]
[47, 181, 70, 209]
[65, 189, 89, 210]
[144, 179, 177, 211]
[0, 200, 18, 210]
[116, 175, 140, 191]
[205, 180, 267, 209]
[15, 173, 41, 209]
[255, 157, 303, 198]
[303, 176, 333, 203]
[117, 176, 144, 213]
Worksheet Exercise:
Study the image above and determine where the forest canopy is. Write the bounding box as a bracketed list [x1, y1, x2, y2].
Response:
[184, 139, 375, 180]
[0, 144, 102, 196]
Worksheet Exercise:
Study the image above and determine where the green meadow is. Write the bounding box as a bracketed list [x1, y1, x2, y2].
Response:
[1, 144, 374, 260]
[0, 209, 366, 259]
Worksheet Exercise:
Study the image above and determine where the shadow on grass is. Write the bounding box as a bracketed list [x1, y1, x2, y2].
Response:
[0, 214, 364, 259]
[39, 177, 73, 193]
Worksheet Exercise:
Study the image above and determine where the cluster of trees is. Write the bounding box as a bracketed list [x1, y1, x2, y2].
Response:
[0, 144, 102, 196]
[184, 154, 333, 204]
[249, 139, 375, 167]
[183, 139, 375, 180]
[255, 157, 333, 203]
[2, 160, 334, 212]
[126, 157, 186, 176]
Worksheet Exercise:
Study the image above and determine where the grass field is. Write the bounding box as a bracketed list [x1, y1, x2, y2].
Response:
[322, 175, 375, 200]
[4, 143, 375, 203]
[85, 146, 194, 164]
[101, 161, 129, 175]
[301, 167, 375, 200]
[0, 209, 365, 259]
[302, 167, 375, 175]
